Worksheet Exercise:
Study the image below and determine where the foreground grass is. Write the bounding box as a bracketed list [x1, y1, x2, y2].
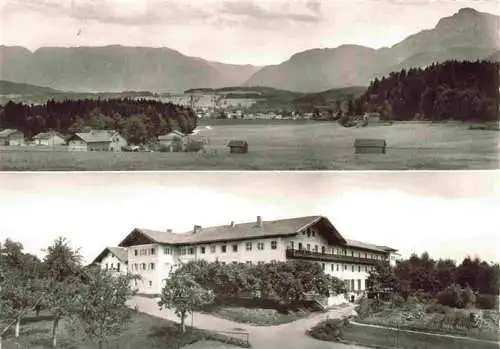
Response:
[3, 312, 250, 349]
[308, 319, 499, 349]
[1, 121, 498, 170]
[206, 306, 313, 326]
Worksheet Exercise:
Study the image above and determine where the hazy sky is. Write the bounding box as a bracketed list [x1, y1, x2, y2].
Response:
[0, 171, 498, 265]
[0, 0, 498, 65]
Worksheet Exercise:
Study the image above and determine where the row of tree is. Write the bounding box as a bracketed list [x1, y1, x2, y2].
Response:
[0, 98, 198, 144]
[0, 238, 137, 349]
[356, 60, 499, 122]
[367, 252, 499, 307]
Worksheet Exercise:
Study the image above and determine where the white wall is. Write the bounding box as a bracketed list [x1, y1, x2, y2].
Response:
[99, 252, 127, 275]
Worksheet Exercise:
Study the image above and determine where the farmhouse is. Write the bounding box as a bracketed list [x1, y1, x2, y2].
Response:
[0, 128, 24, 146]
[228, 140, 248, 153]
[32, 131, 66, 146]
[158, 130, 186, 151]
[67, 130, 127, 152]
[98, 215, 400, 296]
[92, 247, 128, 275]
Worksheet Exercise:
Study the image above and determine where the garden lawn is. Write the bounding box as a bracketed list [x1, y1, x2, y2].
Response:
[2, 312, 249, 349]
[207, 306, 314, 326]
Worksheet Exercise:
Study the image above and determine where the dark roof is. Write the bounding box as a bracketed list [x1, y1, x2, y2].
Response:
[119, 216, 347, 247]
[228, 140, 248, 147]
[158, 130, 185, 140]
[92, 246, 128, 264]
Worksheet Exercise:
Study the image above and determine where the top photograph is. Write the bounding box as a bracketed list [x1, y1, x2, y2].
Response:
[0, 0, 498, 171]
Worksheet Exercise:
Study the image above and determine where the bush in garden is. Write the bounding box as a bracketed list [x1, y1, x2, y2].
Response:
[476, 294, 497, 309]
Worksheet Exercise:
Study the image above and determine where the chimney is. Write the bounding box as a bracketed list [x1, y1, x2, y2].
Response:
[193, 225, 202, 234]
[230, 221, 235, 227]
[256, 216, 262, 227]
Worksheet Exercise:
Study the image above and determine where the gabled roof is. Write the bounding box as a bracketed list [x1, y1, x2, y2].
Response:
[228, 140, 248, 147]
[119, 216, 347, 247]
[69, 130, 120, 144]
[33, 131, 65, 140]
[0, 129, 21, 138]
[92, 246, 128, 264]
[345, 239, 397, 253]
[158, 130, 185, 141]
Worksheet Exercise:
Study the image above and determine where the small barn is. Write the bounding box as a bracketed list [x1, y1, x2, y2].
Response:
[32, 131, 66, 146]
[67, 130, 127, 152]
[158, 130, 186, 152]
[0, 129, 24, 146]
[228, 140, 248, 154]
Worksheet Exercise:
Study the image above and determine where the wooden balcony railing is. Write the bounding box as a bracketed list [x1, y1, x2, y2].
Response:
[286, 248, 387, 265]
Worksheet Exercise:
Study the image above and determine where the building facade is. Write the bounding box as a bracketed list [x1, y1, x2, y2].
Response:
[92, 247, 128, 275]
[0, 129, 24, 146]
[32, 131, 66, 146]
[100, 216, 399, 295]
[68, 130, 127, 151]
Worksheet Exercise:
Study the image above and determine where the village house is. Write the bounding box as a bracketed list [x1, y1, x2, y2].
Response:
[67, 130, 127, 152]
[97, 215, 400, 299]
[92, 247, 128, 275]
[0, 128, 24, 146]
[157, 130, 186, 152]
[32, 131, 66, 146]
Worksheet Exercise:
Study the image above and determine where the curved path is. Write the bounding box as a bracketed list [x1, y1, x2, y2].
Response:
[128, 296, 368, 349]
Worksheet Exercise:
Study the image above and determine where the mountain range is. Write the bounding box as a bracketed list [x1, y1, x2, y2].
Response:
[0, 7, 498, 94]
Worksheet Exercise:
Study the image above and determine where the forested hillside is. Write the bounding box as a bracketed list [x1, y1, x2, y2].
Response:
[0, 98, 197, 144]
[357, 60, 499, 122]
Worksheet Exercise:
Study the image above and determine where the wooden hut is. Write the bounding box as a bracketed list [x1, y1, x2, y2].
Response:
[354, 138, 387, 154]
[228, 140, 248, 154]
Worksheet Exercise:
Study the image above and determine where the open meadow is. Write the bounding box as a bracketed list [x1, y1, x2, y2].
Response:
[0, 121, 498, 170]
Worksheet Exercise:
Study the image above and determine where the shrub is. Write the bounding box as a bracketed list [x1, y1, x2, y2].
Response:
[307, 318, 346, 342]
[185, 141, 204, 152]
[158, 144, 170, 152]
[393, 295, 405, 307]
[461, 285, 476, 308]
[426, 303, 449, 314]
[476, 294, 497, 309]
[437, 284, 465, 308]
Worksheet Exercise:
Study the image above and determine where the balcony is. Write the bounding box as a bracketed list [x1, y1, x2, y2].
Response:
[286, 248, 387, 265]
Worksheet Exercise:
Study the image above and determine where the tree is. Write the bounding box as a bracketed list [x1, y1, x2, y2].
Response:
[123, 115, 148, 145]
[69, 267, 138, 349]
[43, 237, 83, 348]
[158, 273, 214, 333]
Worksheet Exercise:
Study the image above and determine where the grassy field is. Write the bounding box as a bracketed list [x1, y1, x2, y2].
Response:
[0, 121, 498, 170]
[206, 306, 313, 326]
[2, 312, 248, 349]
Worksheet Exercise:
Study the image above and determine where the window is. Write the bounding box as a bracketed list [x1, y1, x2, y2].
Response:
[140, 249, 147, 256]
[232, 244, 238, 252]
[142, 263, 146, 270]
[271, 241, 278, 250]
[331, 264, 334, 271]
[257, 242, 264, 250]
[149, 281, 152, 287]
[163, 247, 172, 255]
[150, 248, 155, 255]
[246, 261, 252, 265]
[298, 243, 303, 250]
[351, 251, 354, 257]
[180, 248, 186, 256]
[289, 241, 294, 249]
[358, 266, 361, 272]
[343, 249, 347, 255]
[150, 263, 155, 270]
[351, 280, 355, 291]
[188, 247, 195, 255]
[134, 249, 138, 256]
[314, 245, 318, 252]
[365, 252, 367, 258]
[365, 266, 368, 272]
[246, 242, 252, 251]
[200, 246, 206, 254]
[307, 244, 311, 251]
[210, 246, 216, 253]
[307, 229, 311, 237]
[111, 263, 114, 270]
[336, 264, 340, 271]
[351, 265, 355, 272]
[221, 245, 227, 253]
[357, 279, 362, 290]
[105, 263, 108, 270]
[321, 246, 326, 254]
[344, 264, 347, 270]
[322, 263, 325, 271]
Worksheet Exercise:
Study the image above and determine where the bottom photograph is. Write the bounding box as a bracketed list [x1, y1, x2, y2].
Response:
[0, 171, 498, 349]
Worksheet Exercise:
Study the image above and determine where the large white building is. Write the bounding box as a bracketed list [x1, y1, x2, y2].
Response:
[95, 215, 400, 296]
